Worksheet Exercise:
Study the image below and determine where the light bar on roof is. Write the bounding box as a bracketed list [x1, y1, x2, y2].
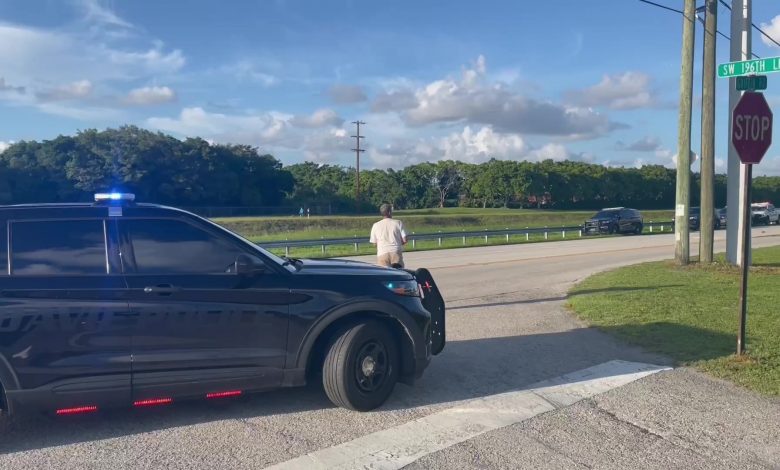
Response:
[94, 192, 135, 202]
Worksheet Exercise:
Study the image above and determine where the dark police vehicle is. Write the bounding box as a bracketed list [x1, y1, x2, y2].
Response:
[688, 207, 722, 231]
[583, 207, 644, 235]
[0, 194, 445, 417]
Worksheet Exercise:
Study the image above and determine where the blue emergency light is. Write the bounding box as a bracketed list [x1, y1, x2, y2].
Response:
[94, 192, 135, 202]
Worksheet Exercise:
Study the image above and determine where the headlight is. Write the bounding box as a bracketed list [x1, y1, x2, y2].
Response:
[384, 280, 421, 297]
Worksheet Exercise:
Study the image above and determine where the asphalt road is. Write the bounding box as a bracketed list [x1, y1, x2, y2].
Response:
[1, 227, 779, 469]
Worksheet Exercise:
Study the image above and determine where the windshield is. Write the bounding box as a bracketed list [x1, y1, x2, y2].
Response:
[593, 210, 620, 219]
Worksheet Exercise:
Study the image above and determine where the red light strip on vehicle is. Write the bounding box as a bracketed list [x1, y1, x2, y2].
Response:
[133, 397, 173, 407]
[206, 390, 242, 399]
[56, 405, 98, 415]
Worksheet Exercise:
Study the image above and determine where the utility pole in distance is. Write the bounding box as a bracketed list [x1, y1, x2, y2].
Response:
[674, 0, 695, 265]
[351, 121, 365, 214]
[699, 0, 717, 263]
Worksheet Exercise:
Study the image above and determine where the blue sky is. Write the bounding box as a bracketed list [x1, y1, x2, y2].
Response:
[1, 0, 779, 174]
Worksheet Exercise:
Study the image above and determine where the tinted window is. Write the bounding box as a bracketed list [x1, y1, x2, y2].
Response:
[594, 210, 620, 218]
[0, 222, 6, 275]
[11, 220, 107, 275]
[123, 219, 253, 274]
[690, 207, 700, 215]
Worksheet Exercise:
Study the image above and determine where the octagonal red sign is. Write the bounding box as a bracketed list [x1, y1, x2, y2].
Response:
[732, 92, 773, 165]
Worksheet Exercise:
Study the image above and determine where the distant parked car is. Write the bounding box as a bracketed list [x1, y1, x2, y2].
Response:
[717, 207, 727, 228]
[583, 207, 643, 235]
[751, 202, 779, 226]
[688, 207, 721, 231]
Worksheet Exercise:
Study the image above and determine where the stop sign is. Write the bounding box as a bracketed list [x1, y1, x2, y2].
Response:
[732, 92, 773, 164]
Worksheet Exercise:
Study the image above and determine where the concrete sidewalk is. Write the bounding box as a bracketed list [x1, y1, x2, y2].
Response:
[409, 367, 780, 469]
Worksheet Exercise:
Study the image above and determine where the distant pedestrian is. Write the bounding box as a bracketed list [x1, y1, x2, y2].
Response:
[370, 203, 407, 268]
[299, 207, 304, 217]
[306, 208, 310, 219]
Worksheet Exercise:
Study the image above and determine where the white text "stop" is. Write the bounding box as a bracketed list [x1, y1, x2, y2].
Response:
[733, 115, 771, 141]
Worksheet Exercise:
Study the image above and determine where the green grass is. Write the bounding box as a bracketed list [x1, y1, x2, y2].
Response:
[214, 207, 674, 243]
[568, 246, 780, 396]
[263, 229, 622, 258]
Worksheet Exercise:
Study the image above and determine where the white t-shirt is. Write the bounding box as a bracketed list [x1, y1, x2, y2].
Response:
[370, 218, 407, 256]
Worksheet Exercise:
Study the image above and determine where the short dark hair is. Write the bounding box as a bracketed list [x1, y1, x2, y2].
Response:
[379, 203, 392, 217]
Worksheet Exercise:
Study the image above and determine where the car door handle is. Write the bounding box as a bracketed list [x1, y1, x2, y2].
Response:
[143, 284, 180, 296]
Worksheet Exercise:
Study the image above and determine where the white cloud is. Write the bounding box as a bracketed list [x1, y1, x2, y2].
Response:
[759, 16, 780, 49]
[399, 56, 621, 139]
[0, 13, 184, 120]
[328, 84, 367, 104]
[671, 150, 699, 167]
[0, 24, 185, 87]
[219, 60, 279, 86]
[527, 143, 570, 161]
[301, 128, 352, 163]
[0, 141, 12, 154]
[36, 80, 93, 102]
[372, 89, 418, 113]
[0, 77, 25, 94]
[368, 125, 588, 168]
[76, 0, 133, 28]
[147, 106, 357, 164]
[756, 158, 780, 176]
[124, 86, 177, 105]
[565, 72, 658, 110]
[147, 107, 293, 146]
[438, 126, 526, 163]
[616, 136, 663, 152]
[289, 109, 344, 128]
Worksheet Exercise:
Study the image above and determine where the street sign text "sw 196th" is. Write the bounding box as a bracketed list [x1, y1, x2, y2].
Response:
[718, 57, 780, 78]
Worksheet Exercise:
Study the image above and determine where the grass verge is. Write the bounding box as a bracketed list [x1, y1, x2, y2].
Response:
[568, 245, 780, 396]
[214, 208, 674, 242]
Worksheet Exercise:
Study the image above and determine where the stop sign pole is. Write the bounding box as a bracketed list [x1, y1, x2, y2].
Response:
[731, 91, 773, 355]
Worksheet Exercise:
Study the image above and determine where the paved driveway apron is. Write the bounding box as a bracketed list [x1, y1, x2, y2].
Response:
[1, 227, 779, 469]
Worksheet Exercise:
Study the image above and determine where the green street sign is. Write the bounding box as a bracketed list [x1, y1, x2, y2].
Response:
[736, 75, 768, 91]
[718, 57, 780, 78]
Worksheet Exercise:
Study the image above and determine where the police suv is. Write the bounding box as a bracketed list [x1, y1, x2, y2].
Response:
[0, 194, 445, 417]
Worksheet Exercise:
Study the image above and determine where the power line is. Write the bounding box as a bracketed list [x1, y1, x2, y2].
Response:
[718, 0, 780, 49]
[638, 0, 760, 59]
[638, 0, 682, 15]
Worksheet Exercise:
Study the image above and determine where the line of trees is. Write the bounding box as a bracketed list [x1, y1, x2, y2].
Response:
[1, 126, 779, 212]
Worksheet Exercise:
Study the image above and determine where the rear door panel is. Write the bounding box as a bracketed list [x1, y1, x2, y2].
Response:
[0, 218, 132, 411]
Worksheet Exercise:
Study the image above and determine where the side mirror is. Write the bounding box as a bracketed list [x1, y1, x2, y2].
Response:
[235, 254, 265, 276]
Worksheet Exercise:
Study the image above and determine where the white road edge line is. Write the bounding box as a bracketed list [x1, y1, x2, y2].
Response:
[265, 360, 671, 470]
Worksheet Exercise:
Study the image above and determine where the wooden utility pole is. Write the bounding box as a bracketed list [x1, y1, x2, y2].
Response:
[699, 0, 717, 263]
[351, 121, 365, 214]
[674, 0, 695, 266]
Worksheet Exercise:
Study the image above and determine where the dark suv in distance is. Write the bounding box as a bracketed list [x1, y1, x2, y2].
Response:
[0, 194, 445, 417]
[583, 207, 643, 235]
[688, 207, 722, 231]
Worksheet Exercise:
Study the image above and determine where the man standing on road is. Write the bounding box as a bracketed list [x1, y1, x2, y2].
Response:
[370, 203, 408, 268]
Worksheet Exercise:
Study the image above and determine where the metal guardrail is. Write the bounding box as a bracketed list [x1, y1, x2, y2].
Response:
[258, 221, 676, 256]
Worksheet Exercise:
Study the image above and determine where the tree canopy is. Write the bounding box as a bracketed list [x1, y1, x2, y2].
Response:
[1, 126, 778, 213]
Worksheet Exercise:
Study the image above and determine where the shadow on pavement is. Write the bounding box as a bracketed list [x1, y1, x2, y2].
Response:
[449, 285, 684, 310]
[0, 322, 727, 455]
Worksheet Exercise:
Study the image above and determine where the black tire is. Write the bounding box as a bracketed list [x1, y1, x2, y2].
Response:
[608, 224, 617, 235]
[322, 321, 399, 411]
[635, 223, 643, 235]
